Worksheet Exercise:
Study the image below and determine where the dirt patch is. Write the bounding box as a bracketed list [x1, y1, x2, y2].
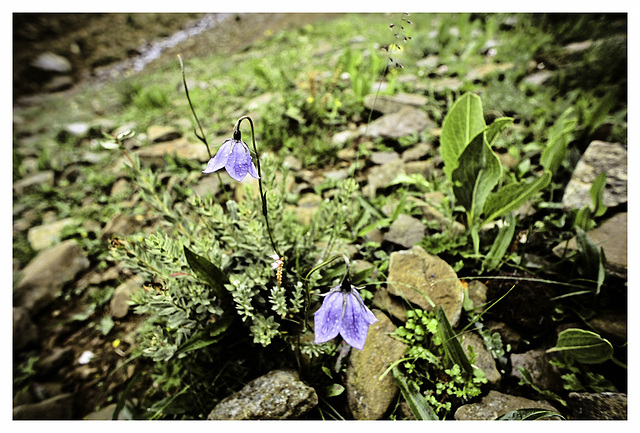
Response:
[13, 13, 340, 103]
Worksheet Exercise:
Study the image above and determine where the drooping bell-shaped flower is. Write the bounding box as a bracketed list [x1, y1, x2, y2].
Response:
[202, 129, 259, 182]
[314, 275, 378, 350]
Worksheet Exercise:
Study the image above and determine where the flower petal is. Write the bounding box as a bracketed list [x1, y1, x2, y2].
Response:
[340, 292, 378, 350]
[352, 290, 379, 325]
[203, 139, 234, 173]
[314, 292, 344, 344]
[247, 159, 260, 179]
[225, 141, 251, 181]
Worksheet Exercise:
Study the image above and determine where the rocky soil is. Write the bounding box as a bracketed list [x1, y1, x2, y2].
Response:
[12, 13, 627, 420]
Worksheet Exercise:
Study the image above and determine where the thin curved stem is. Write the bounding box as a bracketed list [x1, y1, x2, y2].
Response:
[235, 116, 280, 257]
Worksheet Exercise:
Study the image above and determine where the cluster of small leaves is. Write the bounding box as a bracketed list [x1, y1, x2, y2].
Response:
[394, 309, 486, 417]
[109, 152, 364, 362]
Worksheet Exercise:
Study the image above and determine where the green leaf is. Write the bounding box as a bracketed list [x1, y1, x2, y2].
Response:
[589, 172, 607, 217]
[323, 383, 345, 397]
[176, 315, 234, 355]
[482, 171, 552, 225]
[547, 328, 613, 364]
[483, 213, 516, 272]
[183, 246, 230, 301]
[392, 367, 439, 420]
[452, 131, 502, 224]
[486, 117, 514, 146]
[440, 92, 486, 181]
[435, 306, 474, 377]
[497, 408, 565, 420]
[540, 108, 577, 173]
[574, 227, 606, 293]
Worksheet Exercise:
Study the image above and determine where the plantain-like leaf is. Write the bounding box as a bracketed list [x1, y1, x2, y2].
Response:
[486, 117, 514, 146]
[482, 171, 552, 225]
[435, 306, 474, 377]
[497, 408, 565, 420]
[589, 172, 608, 217]
[546, 328, 613, 364]
[440, 92, 486, 182]
[483, 213, 516, 272]
[183, 246, 230, 301]
[392, 366, 439, 420]
[452, 130, 502, 224]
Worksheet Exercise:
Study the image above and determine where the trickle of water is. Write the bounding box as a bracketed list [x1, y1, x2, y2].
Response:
[130, 13, 231, 72]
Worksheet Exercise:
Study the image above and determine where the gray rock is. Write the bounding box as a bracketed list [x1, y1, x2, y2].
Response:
[366, 158, 405, 197]
[486, 321, 522, 352]
[101, 212, 144, 241]
[402, 142, 433, 162]
[31, 52, 72, 73]
[13, 171, 55, 196]
[192, 174, 222, 198]
[365, 106, 434, 140]
[466, 280, 488, 310]
[454, 390, 559, 420]
[292, 193, 323, 225]
[331, 126, 365, 147]
[428, 76, 465, 94]
[363, 93, 428, 114]
[13, 307, 38, 352]
[466, 62, 514, 81]
[510, 349, 563, 392]
[588, 312, 627, 345]
[553, 212, 627, 278]
[27, 218, 75, 251]
[146, 125, 182, 143]
[346, 310, 407, 419]
[461, 332, 501, 388]
[37, 347, 74, 378]
[386, 245, 464, 326]
[110, 276, 143, 319]
[372, 288, 409, 321]
[384, 214, 426, 248]
[207, 369, 317, 420]
[13, 393, 74, 420]
[84, 403, 132, 420]
[43, 75, 73, 93]
[404, 160, 434, 177]
[370, 151, 400, 165]
[15, 240, 90, 314]
[416, 55, 440, 69]
[135, 137, 210, 165]
[566, 392, 627, 420]
[563, 141, 627, 210]
[523, 70, 554, 86]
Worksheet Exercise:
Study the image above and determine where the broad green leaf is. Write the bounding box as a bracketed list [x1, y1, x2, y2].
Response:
[435, 306, 474, 377]
[176, 315, 234, 355]
[589, 172, 607, 217]
[483, 213, 516, 272]
[482, 170, 552, 225]
[392, 367, 439, 420]
[497, 408, 565, 420]
[440, 92, 486, 181]
[547, 328, 613, 364]
[452, 131, 502, 224]
[486, 117, 514, 146]
[183, 246, 230, 301]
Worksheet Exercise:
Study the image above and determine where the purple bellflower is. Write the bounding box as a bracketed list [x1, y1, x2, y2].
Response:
[314, 275, 378, 350]
[202, 129, 259, 182]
